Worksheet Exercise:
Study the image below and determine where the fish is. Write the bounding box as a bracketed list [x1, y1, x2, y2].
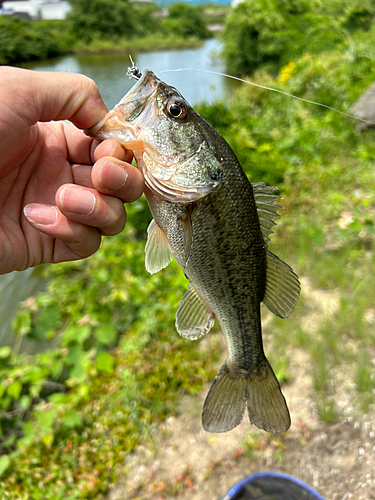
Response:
[85, 69, 300, 434]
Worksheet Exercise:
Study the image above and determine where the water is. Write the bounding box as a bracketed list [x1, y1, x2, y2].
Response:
[24, 38, 237, 109]
[1, 39, 236, 347]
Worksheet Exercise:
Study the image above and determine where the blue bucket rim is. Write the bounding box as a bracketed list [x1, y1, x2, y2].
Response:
[222, 471, 326, 500]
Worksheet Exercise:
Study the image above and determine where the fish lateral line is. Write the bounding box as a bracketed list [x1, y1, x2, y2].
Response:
[160, 67, 375, 127]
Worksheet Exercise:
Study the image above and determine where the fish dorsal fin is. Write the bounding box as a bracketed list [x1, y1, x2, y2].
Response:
[175, 284, 215, 340]
[145, 219, 173, 274]
[263, 250, 301, 318]
[252, 182, 282, 245]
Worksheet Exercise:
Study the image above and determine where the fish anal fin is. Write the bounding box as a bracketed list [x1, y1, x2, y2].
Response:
[202, 359, 290, 434]
[145, 219, 172, 274]
[175, 284, 215, 340]
[263, 250, 301, 318]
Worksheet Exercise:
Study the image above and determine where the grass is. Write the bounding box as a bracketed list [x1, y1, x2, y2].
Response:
[0, 262, 223, 498]
[72, 33, 203, 55]
[262, 126, 375, 423]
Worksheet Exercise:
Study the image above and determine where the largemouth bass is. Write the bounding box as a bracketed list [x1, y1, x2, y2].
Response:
[86, 70, 300, 434]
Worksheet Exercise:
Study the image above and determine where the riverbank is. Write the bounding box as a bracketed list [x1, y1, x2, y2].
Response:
[0, 16, 206, 66]
[72, 33, 204, 56]
[0, 2, 220, 66]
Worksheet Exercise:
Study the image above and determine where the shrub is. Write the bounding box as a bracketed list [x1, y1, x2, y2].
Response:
[0, 17, 73, 64]
[162, 3, 211, 40]
[68, 0, 137, 42]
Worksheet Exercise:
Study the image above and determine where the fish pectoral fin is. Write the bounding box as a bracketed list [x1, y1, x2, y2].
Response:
[175, 284, 215, 340]
[144, 219, 172, 274]
[202, 359, 290, 434]
[263, 250, 301, 318]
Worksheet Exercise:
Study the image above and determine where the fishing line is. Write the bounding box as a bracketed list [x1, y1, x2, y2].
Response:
[160, 67, 375, 127]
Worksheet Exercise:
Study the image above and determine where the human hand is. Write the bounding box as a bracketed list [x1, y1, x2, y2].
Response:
[0, 67, 144, 275]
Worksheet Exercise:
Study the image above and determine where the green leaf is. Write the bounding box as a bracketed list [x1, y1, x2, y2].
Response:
[0, 455, 11, 477]
[48, 393, 69, 405]
[95, 325, 117, 345]
[37, 407, 58, 431]
[95, 351, 114, 373]
[6, 380, 22, 399]
[68, 364, 88, 384]
[62, 325, 91, 345]
[50, 359, 64, 379]
[12, 309, 31, 337]
[66, 345, 82, 365]
[0, 346, 11, 359]
[62, 410, 83, 429]
[33, 306, 62, 341]
[19, 395, 32, 410]
[18, 421, 36, 447]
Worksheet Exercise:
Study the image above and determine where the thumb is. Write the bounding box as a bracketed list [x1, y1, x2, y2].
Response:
[4, 67, 108, 130]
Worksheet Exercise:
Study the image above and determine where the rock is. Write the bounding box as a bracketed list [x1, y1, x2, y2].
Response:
[350, 82, 375, 131]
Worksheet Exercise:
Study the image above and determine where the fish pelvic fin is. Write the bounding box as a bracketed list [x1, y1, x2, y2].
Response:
[202, 359, 290, 434]
[175, 284, 215, 340]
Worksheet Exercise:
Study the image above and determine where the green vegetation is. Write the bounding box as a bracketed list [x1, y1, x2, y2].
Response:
[162, 3, 211, 40]
[0, 1, 214, 65]
[0, 204, 222, 497]
[222, 0, 375, 75]
[2, 0, 375, 496]
[68, 0, 137, 41]
[0, 17, 73, 64]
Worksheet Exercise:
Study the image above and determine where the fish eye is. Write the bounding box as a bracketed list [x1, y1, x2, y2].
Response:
[167, 101, 188, 120]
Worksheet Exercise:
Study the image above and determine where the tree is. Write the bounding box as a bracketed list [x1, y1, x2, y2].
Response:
[162, 3, 210, 40]
[68, 0, 136, 41]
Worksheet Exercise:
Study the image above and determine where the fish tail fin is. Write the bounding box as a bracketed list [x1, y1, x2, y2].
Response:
[202, 359, 290, 434]
[246, 358, 291, 433]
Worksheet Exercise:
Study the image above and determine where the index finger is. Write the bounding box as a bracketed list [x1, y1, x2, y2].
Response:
[1, 67, 108, 130]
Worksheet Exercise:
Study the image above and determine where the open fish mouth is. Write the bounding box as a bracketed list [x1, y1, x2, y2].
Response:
[85, 70, 159, 150]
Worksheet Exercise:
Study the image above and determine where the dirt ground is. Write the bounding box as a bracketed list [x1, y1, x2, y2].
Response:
[106, 280, 375, 500]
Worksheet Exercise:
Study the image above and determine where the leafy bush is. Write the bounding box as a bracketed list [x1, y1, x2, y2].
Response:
[1, 1, 211, 64]
[221, 0, 375, 76]
[0, 17, 74, 65]
[162, 3, 211, 40]
[68, 0, 137, 42]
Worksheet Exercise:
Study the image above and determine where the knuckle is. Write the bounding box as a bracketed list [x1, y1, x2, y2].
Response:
[77, 75, 98, 96]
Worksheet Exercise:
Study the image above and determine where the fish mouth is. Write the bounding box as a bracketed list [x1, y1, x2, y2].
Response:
[84, 69, 160, 150]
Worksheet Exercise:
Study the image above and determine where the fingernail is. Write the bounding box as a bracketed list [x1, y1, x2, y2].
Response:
[99, 160, 128, 191]
[24, 204, 58, 225]
[60, 187, 96, 215]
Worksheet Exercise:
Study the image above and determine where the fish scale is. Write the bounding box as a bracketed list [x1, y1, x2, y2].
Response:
[86, 69, 300, 434]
